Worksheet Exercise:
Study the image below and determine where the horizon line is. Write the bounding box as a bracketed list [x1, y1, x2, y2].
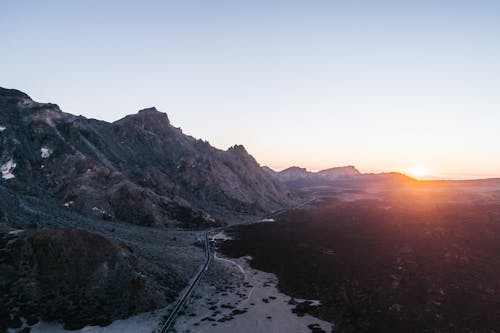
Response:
[264, 165, 500, 181]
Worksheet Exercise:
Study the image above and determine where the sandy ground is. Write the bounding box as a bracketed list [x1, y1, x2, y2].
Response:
[23, 308, 168, 333]
[172, 232, 333, 333]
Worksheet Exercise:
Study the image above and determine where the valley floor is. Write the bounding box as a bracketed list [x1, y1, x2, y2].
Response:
[172, 234, 332, 333]
[23, 231, 331, 333]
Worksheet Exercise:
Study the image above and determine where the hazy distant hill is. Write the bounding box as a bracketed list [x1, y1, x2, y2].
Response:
[317, 166, 361, 180]
[264, 165, 362, 187]
[262, 164, 424, 189]
[0, 87, 294, 227]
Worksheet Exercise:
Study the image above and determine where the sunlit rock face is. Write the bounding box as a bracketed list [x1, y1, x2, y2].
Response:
[0, 87, 294, 227]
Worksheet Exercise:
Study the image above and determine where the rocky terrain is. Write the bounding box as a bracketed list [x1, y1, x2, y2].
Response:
[0, 227, 182, 331]
[220, 179, 500, 332]
[0, 180, 210, 332]
[0, 87, 293, 228]
[0, 87, 295, 332]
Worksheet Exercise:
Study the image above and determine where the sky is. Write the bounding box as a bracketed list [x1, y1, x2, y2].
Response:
[1, 0, 500, 179]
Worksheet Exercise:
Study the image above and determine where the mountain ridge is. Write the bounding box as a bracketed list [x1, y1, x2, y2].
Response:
[263, 165, 421, 187]
[264, 165, 361, 185]
[0, 87, 294, 227]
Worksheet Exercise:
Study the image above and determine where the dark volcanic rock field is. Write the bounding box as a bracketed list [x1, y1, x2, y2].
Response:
[220, 183, 500, 332]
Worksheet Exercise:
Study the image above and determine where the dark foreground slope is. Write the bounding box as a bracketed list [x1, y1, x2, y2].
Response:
[0, 87, 293, 227]
[220, 181, 500, 332]
[0, 227, 181, 330]
[0, 183, 206, 332]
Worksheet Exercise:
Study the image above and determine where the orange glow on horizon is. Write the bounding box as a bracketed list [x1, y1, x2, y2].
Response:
[407, 165, 431, 179]
[256, 152, 500, 181]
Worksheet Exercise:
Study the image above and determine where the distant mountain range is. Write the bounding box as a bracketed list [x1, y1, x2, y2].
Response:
[264, 165, 360, 181]
[0, 87, 294, 227]
[263, 165, 416, 188]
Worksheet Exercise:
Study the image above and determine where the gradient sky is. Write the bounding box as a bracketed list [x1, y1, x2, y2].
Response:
[1, 1, 500, 179]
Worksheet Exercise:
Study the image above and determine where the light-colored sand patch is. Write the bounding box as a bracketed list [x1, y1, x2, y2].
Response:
[214, 251, 247, 279]
[211, 231, 233, 241]
[294, 298, 322, 307]
[30, 308, 166, 333]
[173, 253, 332, 333]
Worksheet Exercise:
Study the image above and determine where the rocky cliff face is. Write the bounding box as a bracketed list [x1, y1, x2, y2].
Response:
[0, 87, 294, 227]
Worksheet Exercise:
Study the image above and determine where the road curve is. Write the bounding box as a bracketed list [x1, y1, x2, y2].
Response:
[157, 196, 316, 332]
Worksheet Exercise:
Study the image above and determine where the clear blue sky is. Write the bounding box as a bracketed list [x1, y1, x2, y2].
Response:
[1, 0, 500, 178]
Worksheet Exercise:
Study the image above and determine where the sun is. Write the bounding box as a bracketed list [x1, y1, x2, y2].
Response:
[408, 165, 430, 179]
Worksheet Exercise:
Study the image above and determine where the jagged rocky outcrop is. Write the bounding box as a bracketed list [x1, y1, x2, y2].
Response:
[0, 87, 294, 227]
[0, 227, 182, 331]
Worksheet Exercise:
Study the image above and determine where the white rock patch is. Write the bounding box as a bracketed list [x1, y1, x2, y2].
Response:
[1, 159, 16, 180]
[40, 147, 51, 158]
[211, 231, 233, 241]
[92, 206, 107, 215]
[0, 125, 6, 132]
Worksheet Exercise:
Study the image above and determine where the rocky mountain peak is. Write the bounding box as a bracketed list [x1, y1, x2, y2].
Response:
[317, 165, 361, 178]
[281, 166, 309, 174]
[227, 144, 248, 154]
[113, 107, 171, 135]
[135, 107, 170, 124]
[0, 87, 31, 100]
[137, 106, 168, 119]
[319, 165, 359, 172]
[0, 87, 62, 114]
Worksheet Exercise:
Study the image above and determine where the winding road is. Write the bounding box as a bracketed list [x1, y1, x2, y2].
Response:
[157, 197, 316, 333]
[158, 232, 212, 333]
